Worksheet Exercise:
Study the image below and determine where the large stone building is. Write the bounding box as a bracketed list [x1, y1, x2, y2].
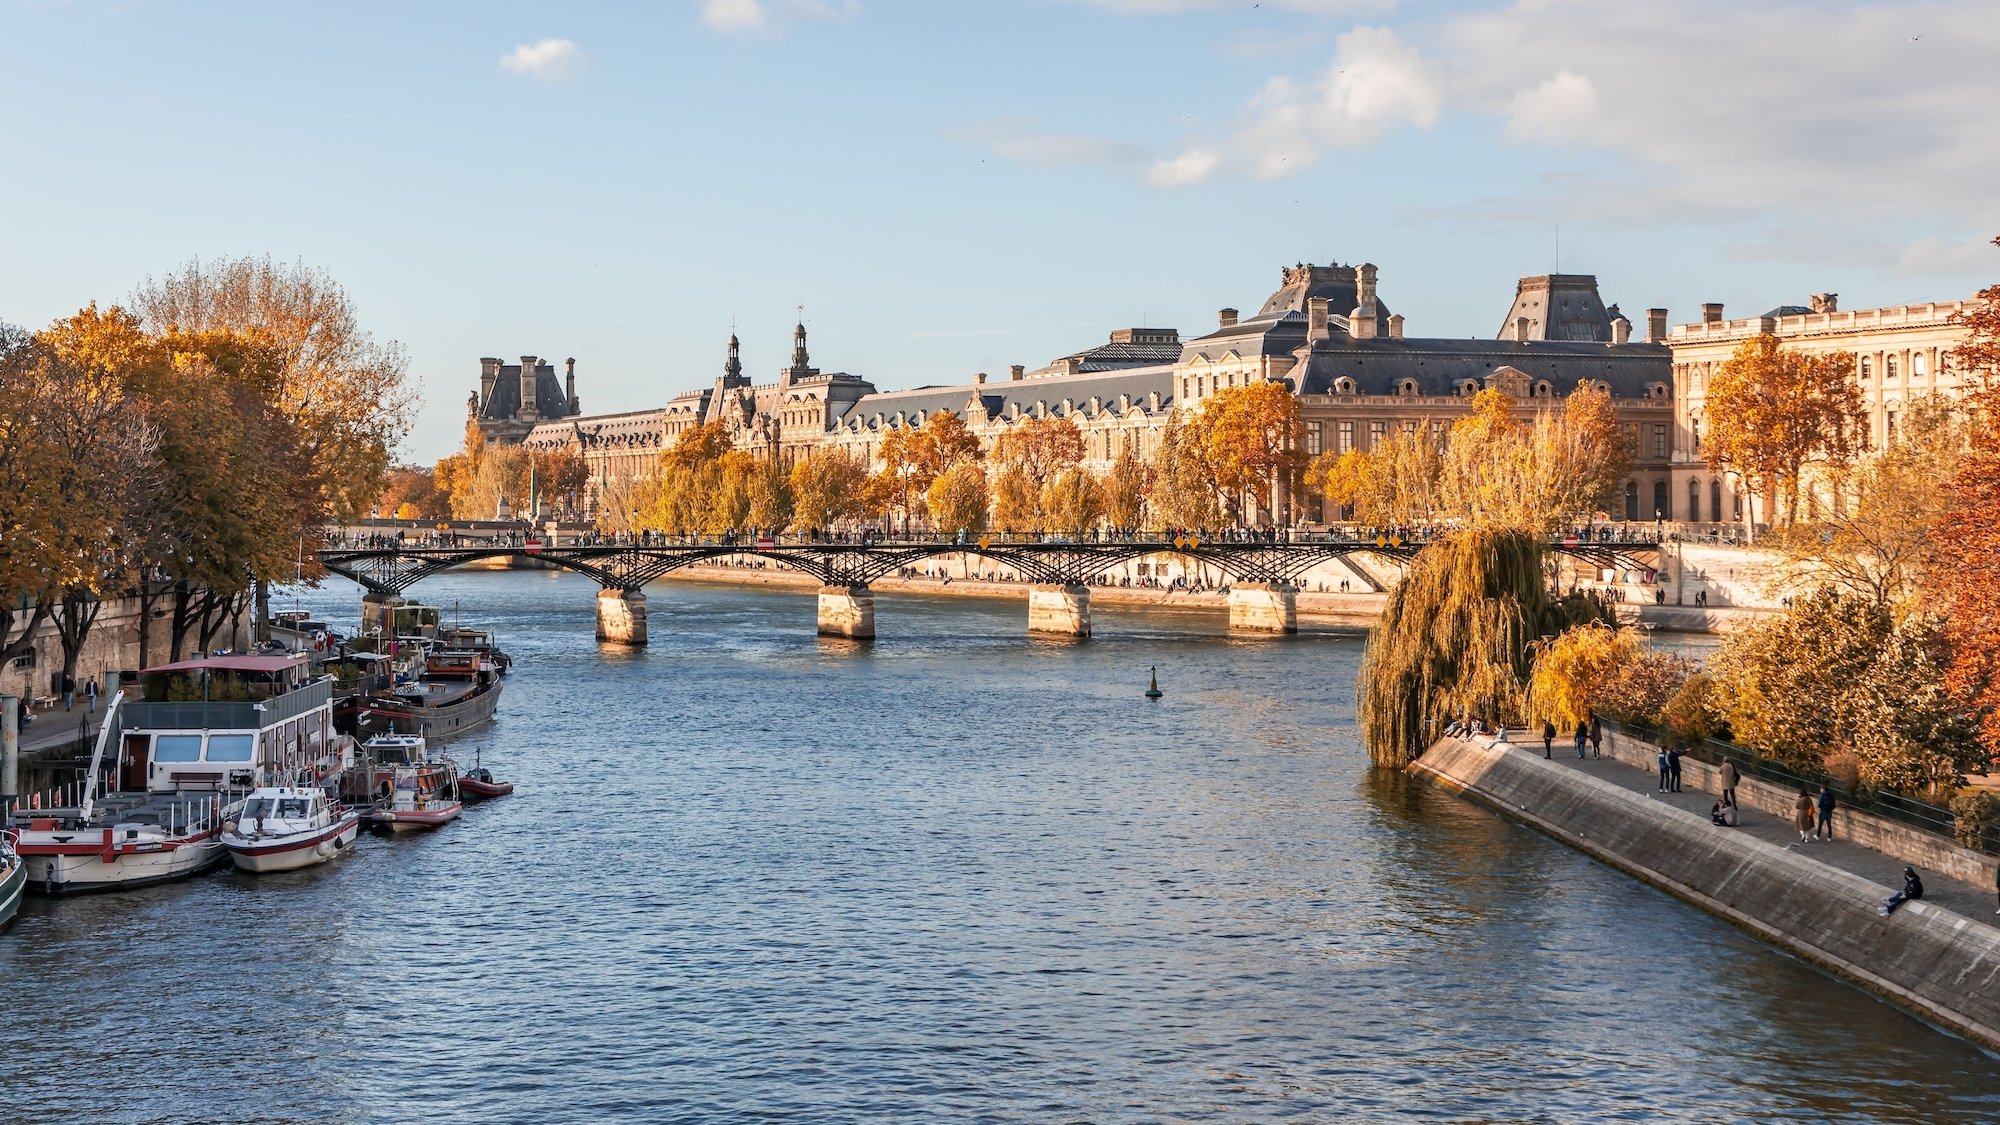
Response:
[471, 355, 581, 445]
[1666, 293, 1979, 525]
[491, 258, 1681, 525]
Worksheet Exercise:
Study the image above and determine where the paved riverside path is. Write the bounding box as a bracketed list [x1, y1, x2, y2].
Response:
[1521, 737, 2000, 922]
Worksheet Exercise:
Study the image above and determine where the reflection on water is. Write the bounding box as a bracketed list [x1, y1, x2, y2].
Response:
[2, 571, 1992, 1123]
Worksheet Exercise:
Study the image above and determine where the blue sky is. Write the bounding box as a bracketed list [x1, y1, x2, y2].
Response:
[4, 0, 1996, 461]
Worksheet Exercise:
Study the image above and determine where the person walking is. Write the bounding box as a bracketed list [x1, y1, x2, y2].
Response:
[1573, 722, 1588, 759]
[1881, 867, 1924, 915]
[1666, 746, 1683, 792]
[1588, 713, 1602, 759]
[84, 676, 98, 712]
[1542, 720, 1556, 760]
[1718, 759, 1740, 807]
[1793, 789, 1816, 843]
[1815, 784, 1837, 842]
[1657, 748, 1671, 792]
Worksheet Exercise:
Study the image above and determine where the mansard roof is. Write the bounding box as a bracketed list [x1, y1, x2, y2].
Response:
[1292, 336, 1670, 398]
[479, 360, 571, 421]
[835, 365, 1175, 429]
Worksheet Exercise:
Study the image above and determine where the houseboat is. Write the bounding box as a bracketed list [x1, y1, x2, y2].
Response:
[341, 647, 502, 742]
[10, 653, 351, 894]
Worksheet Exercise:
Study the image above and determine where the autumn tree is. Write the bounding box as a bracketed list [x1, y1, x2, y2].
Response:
[375, 466, 447, 520]
[1101, 438, 1152, 531]
[1770, 395, 1964, 608]
[925, 461, 987, 537]
[788, 449, 867, 532]
[1702, 334, 1865, 530]
[991, 416, 1084, 483]
[990, 464, 1041, 534]
[1936, 238, 2000, 756]
[1042, 468, 1105, 536]
[876, 411, 982, 532]
[132, 256, 415, 521]
[1198, 381, 1304, 525]
[1150, 411, 1223, 529]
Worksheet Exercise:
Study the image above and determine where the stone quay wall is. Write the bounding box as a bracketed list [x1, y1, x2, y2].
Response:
[1411, 735, 2000, 1051]
[0, 593, 252, 705]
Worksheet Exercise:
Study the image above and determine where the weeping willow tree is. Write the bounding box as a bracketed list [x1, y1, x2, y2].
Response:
[1360, 528, 1612, 766]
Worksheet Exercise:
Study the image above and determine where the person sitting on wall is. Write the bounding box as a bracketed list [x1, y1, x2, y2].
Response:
[1881, 867, 1925, 916]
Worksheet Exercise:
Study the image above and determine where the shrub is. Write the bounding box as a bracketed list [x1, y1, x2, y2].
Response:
[1949, 791, 2000, 852]
[1823, 750, 1862, 795]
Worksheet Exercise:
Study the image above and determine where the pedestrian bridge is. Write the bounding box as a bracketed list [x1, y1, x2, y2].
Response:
[316, 533, 1661, 643]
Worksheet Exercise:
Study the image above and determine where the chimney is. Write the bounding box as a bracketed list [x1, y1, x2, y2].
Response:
[1218, 307, 1238, 329]
[1646, 308, 1668, 343]
[1609, 317, 1632, 345]
[1810, 292, 1838, 314]
[1513, 316, 1532, 343]
[1356, 262, 1378, 308]
[1009, 364, 1025, 382]
[517, 355, 540, 419]
[974, 372, 988, 385]
[1387, 314, 1404, 340]
[479, 357, 500, 407]
[1307, 297, 1330, 344]
[564, 358, 578, 414]
[1702, 303, 1724, 324]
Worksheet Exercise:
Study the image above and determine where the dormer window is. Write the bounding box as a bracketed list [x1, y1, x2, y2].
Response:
[1398, 379, 1419, 397]
[1649, 383, 1668, 399]
[1458, 379, 1478, 396]
[1335, 377, 1357, 395]
[1532, 381, 1553, 398]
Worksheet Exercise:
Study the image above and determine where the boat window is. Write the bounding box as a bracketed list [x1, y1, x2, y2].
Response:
[155, 734, 203, 762]
[241, 798, 275, 820]
[206, 734, 255, 762]
[277, 799, 309, 818]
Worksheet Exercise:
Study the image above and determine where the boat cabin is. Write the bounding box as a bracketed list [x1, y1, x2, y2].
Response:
[122, 654, 343, 794]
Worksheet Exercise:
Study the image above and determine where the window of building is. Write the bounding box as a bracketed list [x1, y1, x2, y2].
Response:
[1368, 421, 1386, 451]
[1690, 418, 1701, 454]
[1430, 421, 1447, 442]
[1652, 481, 1669, 520]
[1709, 480, 1723, 523]
[1400, 420, 1419, 435]
[1914, 352, 1929, 376]
[1886, 356, 1899, 380]
[1688, 479, 1700, 521]
[1859, 357, 1872, 380]
[11, 650, 33, 670]
[1886, 408, 1899, 445]
[1624, 481, 1639, 521]
[1652, 424, 1668, 459]
[1306, 421, 1323, 457]
[1337, 422, 1354, 453]
[1398, 380, 1418, 396]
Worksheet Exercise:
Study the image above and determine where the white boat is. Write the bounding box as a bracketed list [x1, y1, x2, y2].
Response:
[359, 734, 463, 833]
[1, 829, 25, 930]
[222, 787, 362, 873]
[13, 654, 352, 894]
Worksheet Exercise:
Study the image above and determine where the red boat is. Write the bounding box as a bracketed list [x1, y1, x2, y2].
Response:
[459, 767, 514, 800]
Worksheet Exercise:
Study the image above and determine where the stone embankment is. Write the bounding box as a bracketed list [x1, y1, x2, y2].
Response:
[1410, 735, 2000, 1050]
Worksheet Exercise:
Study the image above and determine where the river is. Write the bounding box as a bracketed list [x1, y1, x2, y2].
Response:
[3, 570, 1993, 1123]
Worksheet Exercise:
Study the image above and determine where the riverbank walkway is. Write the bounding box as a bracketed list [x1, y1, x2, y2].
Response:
[1525, 737, 1999, 922]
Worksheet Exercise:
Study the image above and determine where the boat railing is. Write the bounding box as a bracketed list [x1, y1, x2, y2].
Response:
[124, 678, 333, 733]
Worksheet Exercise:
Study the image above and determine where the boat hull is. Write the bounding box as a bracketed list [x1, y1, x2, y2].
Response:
[371, 802, 463, 832]
[459, 778, 514, 799]
[0, 858, 25, 930]
[224, 814, 363, 873]
[346, 678, 502, 742]
[18, 835, 228, 895]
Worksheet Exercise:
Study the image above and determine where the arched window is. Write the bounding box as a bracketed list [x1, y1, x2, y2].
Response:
[1886, 356, 1900, 379]
[1533, 381, 1552, 398]
[1688, 479, 1700, 521]
[1914, 352, 1929, 376]
[1859, 356, 1872, 380]
[1652, 481, 1669, 520]
[1335, 378, 1356, 395]
[1398, 379, 1418, 397]
[1732, 491, 1743, 521]
[1709, 480, 1723, 522]
[1624, 481, 1639, 521]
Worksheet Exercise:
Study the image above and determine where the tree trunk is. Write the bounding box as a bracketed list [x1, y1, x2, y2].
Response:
[0, 602, 52, 667]
[54, 589, 102, 687]
[170, 581, 197, 662]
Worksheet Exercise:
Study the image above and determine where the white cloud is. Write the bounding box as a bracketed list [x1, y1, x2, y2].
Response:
[1505, 70, 1596, 142]
[499, 37, 584, 81]
[1152, 25, 1438, 185]
[698, 0, 856, 34]
[1069, 0, 1389, 12]
[1149, 147, 1219, 186]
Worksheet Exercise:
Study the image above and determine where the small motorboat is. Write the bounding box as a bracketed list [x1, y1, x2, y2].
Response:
[459, 768, 514, 800]
[222, 787, 362, 874]
[457, 749, 513, 800]
[359, 734, 462, 832]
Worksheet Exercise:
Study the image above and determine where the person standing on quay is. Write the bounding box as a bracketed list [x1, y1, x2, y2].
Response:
[1588, 713, 1603, 759]
[1657, 748, 1671, 791]
[1718, 759, 1740, 807]
[1542, 720, 1556, 759]
[1666, 746, 1683, 792]
[84, 676, 97, 712]
[1573, 722, 1588, 759]
[1794, 789, 1816, 844]
[1816, 784, 1837, 842]
[61, 672, 75, 711]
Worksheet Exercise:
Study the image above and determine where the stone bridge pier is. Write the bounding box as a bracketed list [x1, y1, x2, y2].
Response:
[1027, 583, 1091, 638]
[596, 589, 648, 645]
[1228, 581, 1297, 634]
[817, 585, 876, 640]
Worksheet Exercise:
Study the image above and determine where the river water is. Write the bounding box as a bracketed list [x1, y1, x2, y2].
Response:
[4, 570, 1994, 1124]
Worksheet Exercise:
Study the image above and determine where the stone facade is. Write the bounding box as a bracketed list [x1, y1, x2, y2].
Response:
[0, 594, 252, 704]
[1666, 294, 1979, 525]
[471, 355, 581, 446]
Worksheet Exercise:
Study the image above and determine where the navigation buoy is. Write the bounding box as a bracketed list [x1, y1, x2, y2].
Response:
[1145, 666, 1163, 700]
